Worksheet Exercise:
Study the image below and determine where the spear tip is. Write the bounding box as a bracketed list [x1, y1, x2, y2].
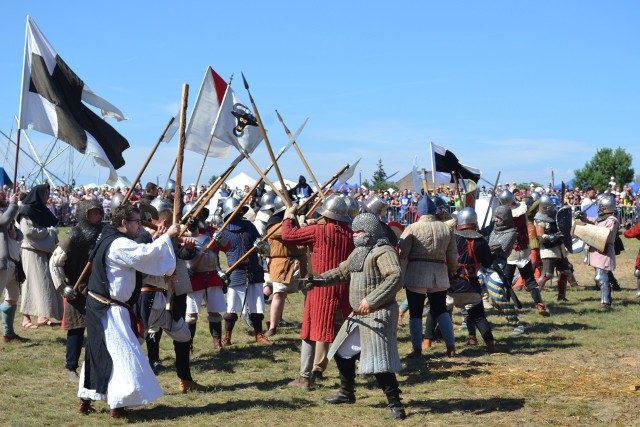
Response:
[241, 72, 249, 90]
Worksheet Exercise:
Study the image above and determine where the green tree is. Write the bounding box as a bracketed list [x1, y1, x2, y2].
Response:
[365, 159, 398, 192]
[573, 147, 634, 191]
[208, 175, 219, 186]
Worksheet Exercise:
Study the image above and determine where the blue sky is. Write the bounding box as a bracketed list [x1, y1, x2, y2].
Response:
[1, 1, 638, 190]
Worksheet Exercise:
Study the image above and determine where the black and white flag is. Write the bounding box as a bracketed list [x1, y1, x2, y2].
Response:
[429, 141, 481, 183]
[18, 16, 129, 185]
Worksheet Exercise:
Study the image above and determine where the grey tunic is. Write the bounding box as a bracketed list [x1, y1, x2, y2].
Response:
[19, 216, 63, 320]
[323, 244, 403, 374]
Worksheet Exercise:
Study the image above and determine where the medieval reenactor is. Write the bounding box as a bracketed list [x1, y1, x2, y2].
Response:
[50, 200, 104, 382]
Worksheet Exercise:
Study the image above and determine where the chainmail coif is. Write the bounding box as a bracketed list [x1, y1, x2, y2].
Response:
[349, 213, 388, 272]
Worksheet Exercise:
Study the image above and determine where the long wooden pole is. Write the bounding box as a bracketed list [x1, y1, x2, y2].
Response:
[241, 73, 292, 206]
[275, 111, 324, 201]
[193, 133, 214, 192]
[123, 116, 175, 204]
[173, 84, 189, 225]
[225, 164, 349, 275]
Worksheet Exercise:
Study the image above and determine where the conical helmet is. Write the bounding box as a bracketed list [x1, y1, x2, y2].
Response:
[343, 196, 361, 219]
[361, 193, 388, 217]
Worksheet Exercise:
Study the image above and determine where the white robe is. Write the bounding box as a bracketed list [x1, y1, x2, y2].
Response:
[78, 234, 176, 409]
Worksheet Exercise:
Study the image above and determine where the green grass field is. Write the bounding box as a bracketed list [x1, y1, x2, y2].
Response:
[2, 232, 640, 426]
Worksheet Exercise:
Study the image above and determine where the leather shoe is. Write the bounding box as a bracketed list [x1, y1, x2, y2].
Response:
[180, 379, 206, 393]
[66, 369, 80, 382]
[77, 399, 94, 415]
[406, 349, 422, 358]
[322, 391, 356, 404]
[255, 333, 273, 345]
[2, 334, 30, 343]
[287, 376, 310, 389]
[264, 328, 276, 337]
[311, 370, 324, 381]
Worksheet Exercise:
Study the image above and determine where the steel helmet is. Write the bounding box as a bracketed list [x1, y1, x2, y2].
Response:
[499, 190, 515, 206]
[222, 197, 248, 219]
[110, 193, 125, 210]
[538, 194, 555, 214]
[597, 193, 616, 215]
[259, 192, 278, 211]
[150, 197, 172, 214]
[361, 193, 388, 217]
[457, 207, 478, 230]
[343, 196, 361, 219]
[530, 191, 541, 202]
[316, 194, 352, 223]
[165, 179, 176, 191]
[182, 201, 196, 218]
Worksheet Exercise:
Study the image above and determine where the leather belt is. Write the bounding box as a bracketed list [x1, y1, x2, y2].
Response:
[409, 258, 444, 263]
[141, 286, 166, 292]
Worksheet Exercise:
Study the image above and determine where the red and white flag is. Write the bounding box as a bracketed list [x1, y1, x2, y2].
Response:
[185, 67, 262, 158]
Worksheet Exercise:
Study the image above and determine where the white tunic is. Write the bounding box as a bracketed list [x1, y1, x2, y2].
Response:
[78, 234, 176, 409]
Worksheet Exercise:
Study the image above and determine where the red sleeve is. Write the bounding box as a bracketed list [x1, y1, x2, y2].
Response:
[281, 219, 317, 245]
[624, 222, 640, 239]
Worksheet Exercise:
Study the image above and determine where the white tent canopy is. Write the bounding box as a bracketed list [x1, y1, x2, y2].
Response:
[225, 172, 256, 191]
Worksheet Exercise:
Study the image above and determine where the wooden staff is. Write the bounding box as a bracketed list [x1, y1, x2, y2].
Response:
[241, 73, 291, 206]
[123, 116, 176, 203]
[275, 112, 324, 201]
[225, 164, 349, 275]
[452, 171, 464, 209]
[167, 83, 189, 311]
[162, 158, 177, 198]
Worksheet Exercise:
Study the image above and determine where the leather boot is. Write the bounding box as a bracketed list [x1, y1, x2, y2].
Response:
[287, 376, 311, 389]
[77, 399, 94, 415]
[221, 330, 232, 347]
[212, 336, 223, 352]
[385, 390, 407, 420]
[557, 291, 568, 302]
[109, 407, 127, 419]
[536, 303, 550, 317]
[255, 332, 273, 345]
[322, 387, 356, 404]
[486, 340, 497, 353]
[407, 348, 422, 358]
[446, 345, 456, 357]
[323, 355, 356, 404]
[421, 338, 432, 350]
[465, 335, 478, 346]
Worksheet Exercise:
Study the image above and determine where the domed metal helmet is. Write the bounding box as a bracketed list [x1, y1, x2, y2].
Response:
[597, 193, 616, 215]
[182, 201, 195, 217]
[211, 206, 223, 225]
[110, 193, 125, 210]
[259, 191, 278, 211]
[457, 207, 478, 230]
[431, 196, 449, 215]
[538, 194, 555, 214]
[150, 197, 172, 214]
[361, 193, 388, 217]
[165, 179, 176, 191]
[499, 190, 515, 206]
[343, 196, 360, 219]
[317, 194, 352, 223]
[530, 191, 541, 202]
[272, 195, 286, 215]
[222, 197, 248, 219]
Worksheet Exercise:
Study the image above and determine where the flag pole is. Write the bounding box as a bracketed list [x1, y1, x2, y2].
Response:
[123, 116, 175, 204]
[275, 111, 324, 201]
[12, 131, 21, 193]
[241, 73, 292, 206]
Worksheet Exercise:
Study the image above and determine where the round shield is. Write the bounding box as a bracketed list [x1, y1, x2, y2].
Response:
[387, 221, 405, 239]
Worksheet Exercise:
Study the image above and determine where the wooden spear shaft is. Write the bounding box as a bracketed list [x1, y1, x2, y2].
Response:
[276, 111, 324, 201]
[12, 131, 21, 193]
[241, 73, 292, 206]
[123, 116, 175, 204]
[225, 164, 348, 275]
[173, 84, 189, 225]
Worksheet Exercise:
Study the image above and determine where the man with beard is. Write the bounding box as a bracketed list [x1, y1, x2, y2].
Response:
[312, 212, 405, 420]
[50, 200, 104, 382]
[77, 205, 181, 419]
